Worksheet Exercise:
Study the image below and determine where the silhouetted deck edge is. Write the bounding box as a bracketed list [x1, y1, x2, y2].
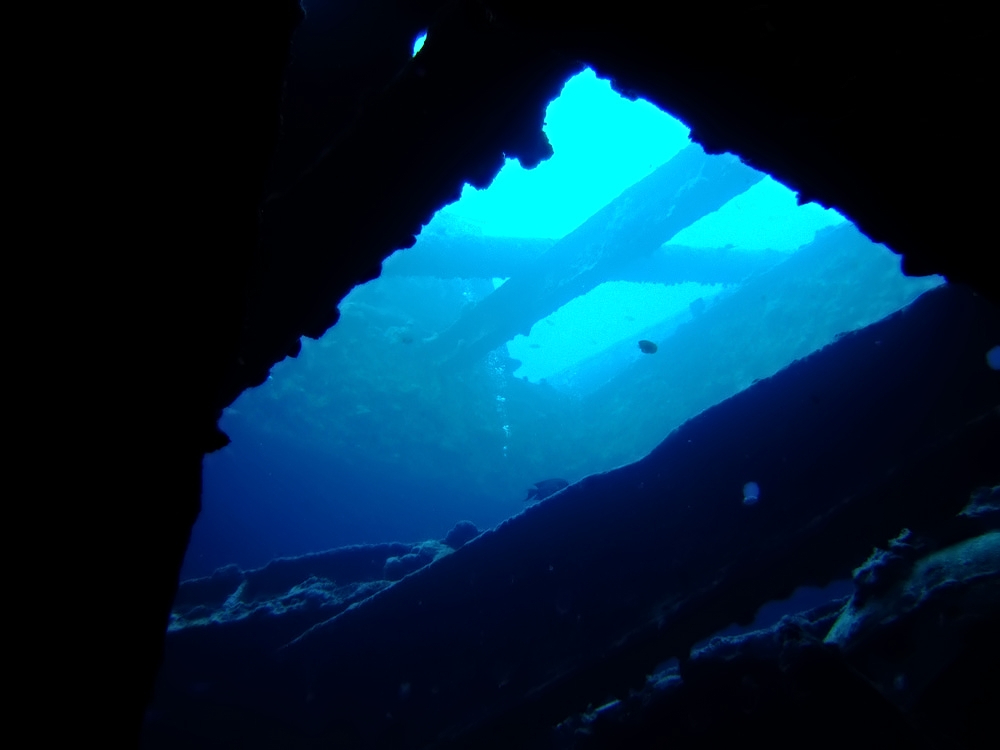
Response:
[267, 284, 998, 747]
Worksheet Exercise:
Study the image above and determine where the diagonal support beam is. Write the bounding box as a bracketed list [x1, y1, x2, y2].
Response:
[424, 143, 764, 367]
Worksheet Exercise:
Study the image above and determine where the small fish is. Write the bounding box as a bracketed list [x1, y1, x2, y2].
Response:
[524, 478, 569, 503]
[638, 340, 658, 354]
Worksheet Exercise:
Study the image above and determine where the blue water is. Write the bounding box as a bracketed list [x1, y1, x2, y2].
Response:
[180, 68, 941, 581]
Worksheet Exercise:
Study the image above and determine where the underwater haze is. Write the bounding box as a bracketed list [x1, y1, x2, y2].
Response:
[180, 68, 941, 580]
[142, 60, 1000, 750]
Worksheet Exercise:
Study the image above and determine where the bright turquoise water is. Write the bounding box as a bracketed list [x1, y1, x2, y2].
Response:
[181, 68, 940, 579]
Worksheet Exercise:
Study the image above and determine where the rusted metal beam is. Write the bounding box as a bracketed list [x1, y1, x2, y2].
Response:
[424, 144, 765, 367]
